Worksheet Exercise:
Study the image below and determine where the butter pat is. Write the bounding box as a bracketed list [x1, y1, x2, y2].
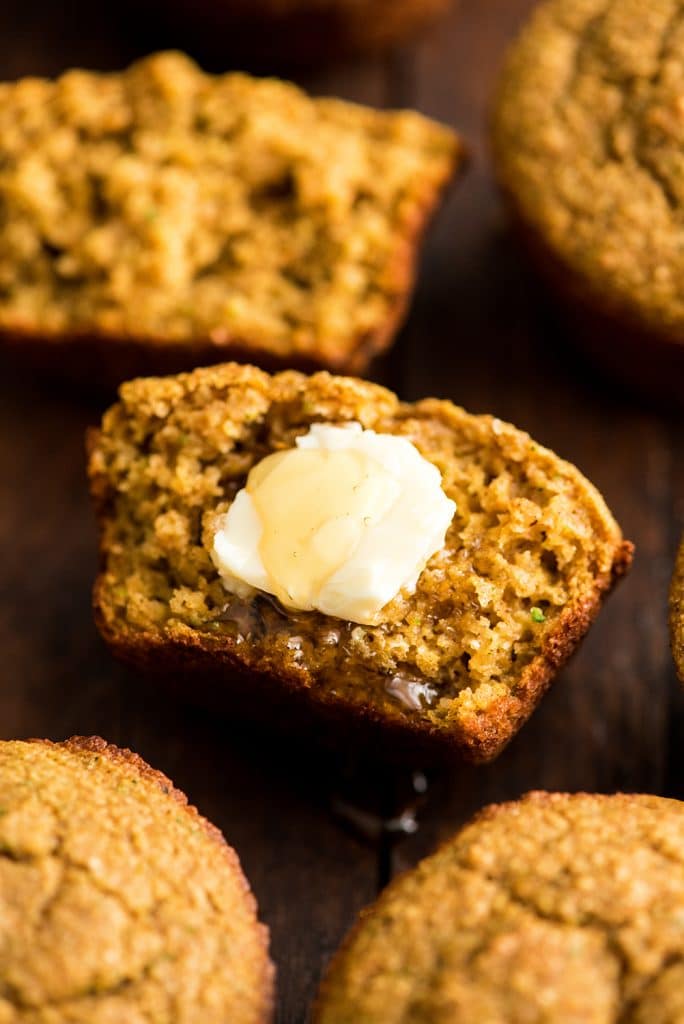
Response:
[211, 422, 455, 625]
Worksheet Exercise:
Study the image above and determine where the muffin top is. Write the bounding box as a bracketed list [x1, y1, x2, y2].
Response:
[671, 536, 684, 682]
[316, 791, 684, 1023]
[493, 0, 684, 339]
[0, 736, 273, 1024]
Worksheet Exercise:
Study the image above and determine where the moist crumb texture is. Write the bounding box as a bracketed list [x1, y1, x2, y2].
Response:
[89, 363, 631, 762]
[493, 0, 684, 342]
[0, 737, 273, 1024]
[670, 536, 684, 683]
[0, 50, 459, 374]
[314, 792, 684, 1024]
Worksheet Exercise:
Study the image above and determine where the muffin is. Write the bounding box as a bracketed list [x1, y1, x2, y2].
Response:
[492, 0, 684, 399]
[154, 0, 454, 61]
[87, 362, 632, 764]
[315, 791, 684, 1023]
[0, 736, 273, 1023]
[670, 534, 684, 683]
[0, 51, 460, 387]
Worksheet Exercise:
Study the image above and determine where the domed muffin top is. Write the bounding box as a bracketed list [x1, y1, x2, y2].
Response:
[0, 736, 273, 1023]
[316, 791, 684, 1023]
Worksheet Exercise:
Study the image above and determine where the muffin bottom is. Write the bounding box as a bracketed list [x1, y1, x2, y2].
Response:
[506, 209, 684, 405]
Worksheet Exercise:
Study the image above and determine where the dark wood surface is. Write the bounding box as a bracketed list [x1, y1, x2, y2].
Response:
[0, 2, 683, 1021]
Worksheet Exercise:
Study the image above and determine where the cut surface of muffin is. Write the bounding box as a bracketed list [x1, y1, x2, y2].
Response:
[315, 791, 684, 1023]
[492, 0, 684, 345]
[670, 535, 684, 683]
[89, 362, 632, 762]
[0, 736, 273, 1024]
[0, 51, 460, 380]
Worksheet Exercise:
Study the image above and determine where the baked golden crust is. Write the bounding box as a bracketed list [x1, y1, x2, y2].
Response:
[492, 0, 684, 392]
[88, 362, 632, 764]
[0, 736, 274, 1023]
[670, 536, 684, 683]
[314, 791, 684, 1023]
[0, 51, 461, 386]
[91, 553, 631, 766]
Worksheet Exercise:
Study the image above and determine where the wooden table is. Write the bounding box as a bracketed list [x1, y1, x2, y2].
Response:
[1, 2, 683, 1021]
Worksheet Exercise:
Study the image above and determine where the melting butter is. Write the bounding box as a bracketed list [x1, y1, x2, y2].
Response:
[247, 447, 399, 610]
[211, 422, 455, 626]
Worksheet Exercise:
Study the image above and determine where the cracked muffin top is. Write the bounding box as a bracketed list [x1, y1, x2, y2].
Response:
[0, 737, 273, 1024]
[315, 791, 684, 1024]
[670, 536, 684, 683]
[493, 0, 684, 340]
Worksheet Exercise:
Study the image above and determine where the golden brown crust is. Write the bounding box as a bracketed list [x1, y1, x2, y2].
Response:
[90, 541, 633, 765]
[314, 791, 684, 1023]
[0, 735, 274, 1024]
[670, 536, 684, 684]
[32, 735, 229, 852]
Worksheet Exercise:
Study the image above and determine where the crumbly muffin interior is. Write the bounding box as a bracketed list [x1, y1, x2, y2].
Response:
[0, 51, 457, 362]
[0, 738, 270, 1024]
[493, 0, 684, 333]
[315, 792, 684, 1024]
[90, 364, 624, 726]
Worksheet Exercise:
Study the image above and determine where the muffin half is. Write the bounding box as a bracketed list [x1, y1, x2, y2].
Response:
[315, 791, 684, 1023]
[0, 736, 273, 1023]
[492, 0, 684, 399]
[0, 51, 461, 386]
[88, 362, 631, 763]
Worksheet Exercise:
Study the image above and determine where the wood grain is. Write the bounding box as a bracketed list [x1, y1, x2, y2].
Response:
[0, 2, 682, 1021]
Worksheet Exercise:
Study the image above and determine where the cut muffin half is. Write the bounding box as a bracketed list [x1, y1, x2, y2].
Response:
[314, 791, 684, 1023]
[88, 363, 632, 763]
[0, 51, 461, 386]
[0, 736, 273, 1023]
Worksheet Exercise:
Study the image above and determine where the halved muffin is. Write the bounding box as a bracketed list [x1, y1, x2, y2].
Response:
[0, 51, 461, 385]
[88, 362, 632, 763]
